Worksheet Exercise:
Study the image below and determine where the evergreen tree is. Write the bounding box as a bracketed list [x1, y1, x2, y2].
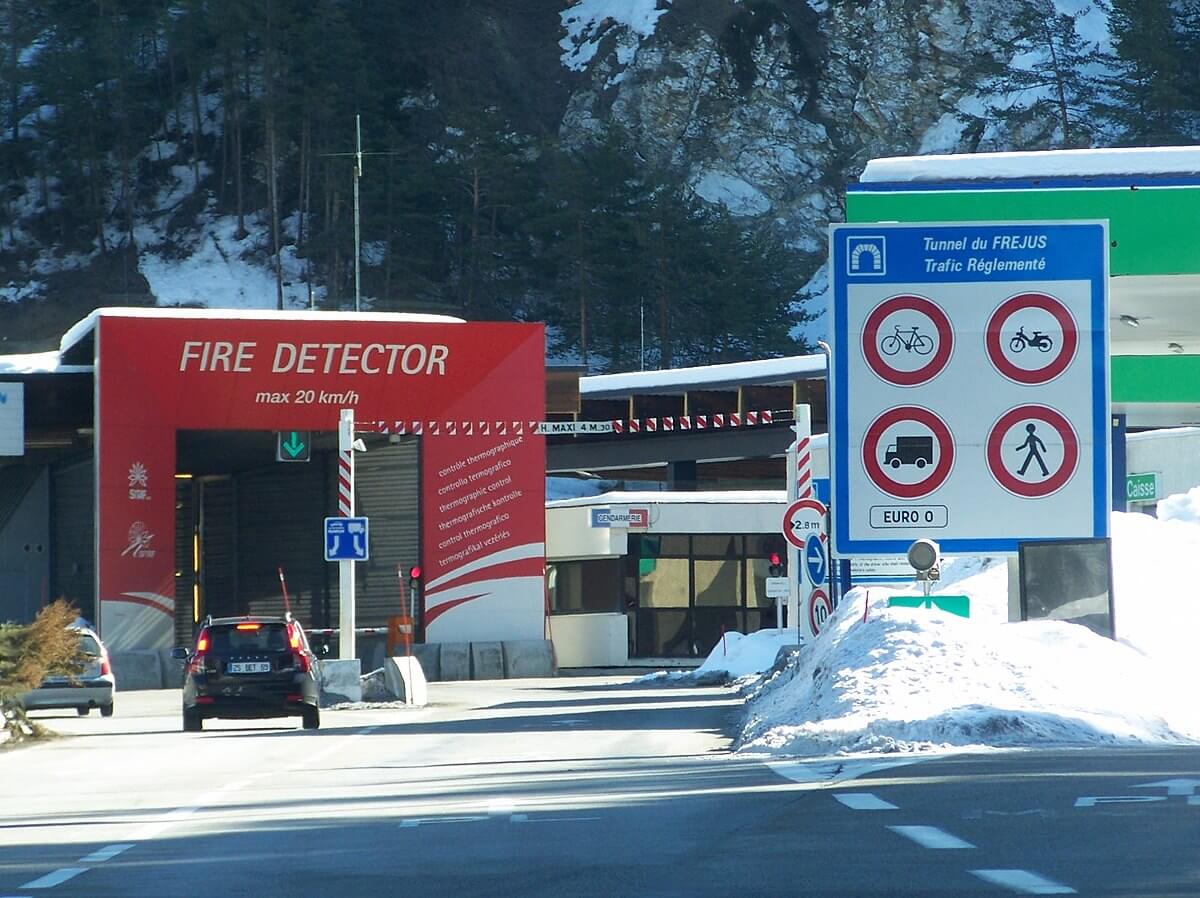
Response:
[1102, 0, 1190, 144]
[980, 0, 1106, 148]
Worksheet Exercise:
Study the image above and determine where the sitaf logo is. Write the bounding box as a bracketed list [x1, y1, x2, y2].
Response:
[128, 461, 149, 501]
[121, 521, 157, 559]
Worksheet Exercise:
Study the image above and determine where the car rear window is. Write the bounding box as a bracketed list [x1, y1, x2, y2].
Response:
[77, 634, 101, 656]
[209, 624, 289, 654]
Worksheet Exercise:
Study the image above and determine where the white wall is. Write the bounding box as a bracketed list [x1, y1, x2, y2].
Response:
[545, 506, 627, 560]
[1126, 428, 1200, 504]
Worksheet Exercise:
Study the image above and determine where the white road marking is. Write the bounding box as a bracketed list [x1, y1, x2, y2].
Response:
[517, 816, 601, 824]
[78, 844, 133, 863]
[766, 756, 926, 785]
[970, 869, 1077, 894]
[400, 815, 488, 827]
[887, 825, 975, 849]
[19, 867, 88, 889]
[834, 792, 898, 811]
[1074, 795, 1165, 808]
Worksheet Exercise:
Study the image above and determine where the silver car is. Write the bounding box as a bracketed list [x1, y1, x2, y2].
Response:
[20, 626, 116, 717]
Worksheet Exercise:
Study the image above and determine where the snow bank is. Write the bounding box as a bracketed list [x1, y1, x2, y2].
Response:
[861, 146, 1200, 185]
[737, 510, 1200, 756]
[740, 598, 1200, 756]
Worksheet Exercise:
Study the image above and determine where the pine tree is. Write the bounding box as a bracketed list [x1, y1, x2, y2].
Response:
[1102, 0, 1190, 144]
[980, 0, 1107, 148]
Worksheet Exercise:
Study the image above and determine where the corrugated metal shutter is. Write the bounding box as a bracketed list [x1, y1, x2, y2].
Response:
[235, 460, 328, 628]
[51, 455, 94, 621]
[349, 439, 420, 628]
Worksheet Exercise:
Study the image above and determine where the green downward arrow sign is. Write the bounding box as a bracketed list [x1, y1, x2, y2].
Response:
[282, 431, 306, 458]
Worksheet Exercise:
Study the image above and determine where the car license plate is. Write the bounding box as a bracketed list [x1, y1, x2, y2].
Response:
[227, 661, 271, 674]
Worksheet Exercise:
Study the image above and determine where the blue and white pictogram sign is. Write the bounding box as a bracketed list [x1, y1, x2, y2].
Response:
[830, 221, 1109, 554]
[804, 533, 828, 587]
[325, 516, 369, 561]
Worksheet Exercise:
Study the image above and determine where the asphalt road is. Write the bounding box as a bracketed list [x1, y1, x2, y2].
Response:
[2, 677, 1199, 897]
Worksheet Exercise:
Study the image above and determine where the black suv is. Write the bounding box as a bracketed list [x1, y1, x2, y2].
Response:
[173, 614, 321, 732]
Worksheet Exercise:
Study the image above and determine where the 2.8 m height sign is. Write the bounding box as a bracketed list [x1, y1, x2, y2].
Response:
[830, 221, 1109, 554]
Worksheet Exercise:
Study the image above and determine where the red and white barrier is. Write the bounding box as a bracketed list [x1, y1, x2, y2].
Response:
[355, 408, 779, 437]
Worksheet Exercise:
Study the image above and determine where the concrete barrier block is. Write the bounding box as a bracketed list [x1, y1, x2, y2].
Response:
[470, 641, 504, 681]
[383, 657, 428, 707]
[502, 640, 557, 679]
[405, 643, 441, 682]
[439, 643, 471, 681]
[111, 650, 164, 691]
[359, 636, 386, 674]
[360, 667, 394, 702]
[319, 658, 363, 705]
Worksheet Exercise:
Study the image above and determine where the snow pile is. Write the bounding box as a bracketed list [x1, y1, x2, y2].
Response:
[740, 601, 1197, 756]
[737, 510, 1200, 756]
[1156, 485, 1200, 526]
[694, 629, 798, 679]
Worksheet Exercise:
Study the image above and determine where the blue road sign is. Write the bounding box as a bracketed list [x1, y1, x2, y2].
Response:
[324, 516, 369, 562]
[804, 533, 827, 586]
[830, 221, 1109, 555]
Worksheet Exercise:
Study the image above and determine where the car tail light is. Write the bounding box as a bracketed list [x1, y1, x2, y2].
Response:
[286, 622, 310, 673]
[99, 654, 111, 676]
[195, 696, 215, 704]
[286, 693, 303, 702]
[188, 628, 210, 674]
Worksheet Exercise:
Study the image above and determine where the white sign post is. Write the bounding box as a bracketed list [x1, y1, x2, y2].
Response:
[829, 222, 1110, 555]
[0, 383, 24, 456]
[338, 409, 356, 661]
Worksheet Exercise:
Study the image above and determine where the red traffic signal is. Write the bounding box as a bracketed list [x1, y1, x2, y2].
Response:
[408, 565, 422, 581]
[768, 551, 784, 578]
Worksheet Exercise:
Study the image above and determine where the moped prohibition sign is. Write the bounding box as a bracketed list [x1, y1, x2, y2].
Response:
[986, 291, 1078, 384]
[784, 498, 827, 550]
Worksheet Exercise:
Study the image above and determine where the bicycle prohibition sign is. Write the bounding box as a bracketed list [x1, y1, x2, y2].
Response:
[879, 324, 934, 356]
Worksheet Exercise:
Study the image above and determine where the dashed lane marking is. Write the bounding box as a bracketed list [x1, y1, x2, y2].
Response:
[78, 844, 133, 863]
[970, 869, 1077, 895]
[834, 792, 898, 811]
[19, 868, 88, 889]
[887, 825, 975, 850]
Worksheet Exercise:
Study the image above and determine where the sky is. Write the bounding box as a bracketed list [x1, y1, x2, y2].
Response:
[653, 502, 1200, 758]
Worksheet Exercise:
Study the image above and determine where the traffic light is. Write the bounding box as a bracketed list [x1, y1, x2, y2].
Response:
[768, 551, 784, 578]
[408, 564, 422, 587]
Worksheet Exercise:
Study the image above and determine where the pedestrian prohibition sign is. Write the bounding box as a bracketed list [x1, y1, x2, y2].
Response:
[784, 498, 827, 549]
[987, 405, 1079, 498]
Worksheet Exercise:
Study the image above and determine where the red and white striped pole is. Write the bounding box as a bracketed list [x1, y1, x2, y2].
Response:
[785, 404, 812, 636]
[338, 408, 356, 660]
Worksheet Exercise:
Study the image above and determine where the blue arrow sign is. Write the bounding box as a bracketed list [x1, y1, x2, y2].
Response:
[325, 516, 369, 561]
[804, 533, 827, 586]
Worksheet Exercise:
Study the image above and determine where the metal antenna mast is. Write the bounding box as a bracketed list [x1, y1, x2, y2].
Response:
[353, 114, 362, 313]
